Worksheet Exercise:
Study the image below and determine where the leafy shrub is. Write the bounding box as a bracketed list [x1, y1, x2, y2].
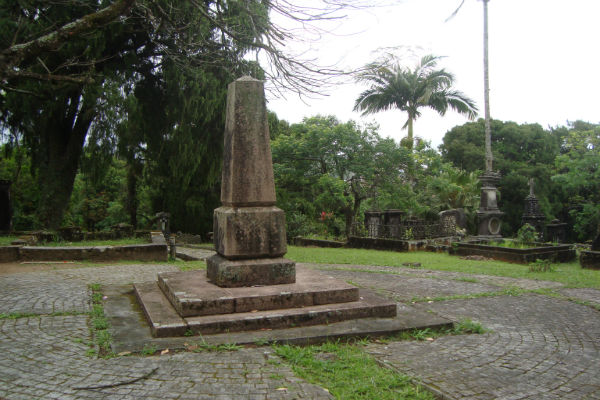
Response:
[517, 223, 539, 243]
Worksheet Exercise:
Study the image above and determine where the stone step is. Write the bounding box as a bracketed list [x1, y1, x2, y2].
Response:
[157, 266, 359, 317]
[133, 282, 188, 338]
[135, 280, 396, 337]
[185, 290, 397, 335]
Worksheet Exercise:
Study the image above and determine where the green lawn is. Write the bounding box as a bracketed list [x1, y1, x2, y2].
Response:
[0, 236, 17, 246]
[286, 246, 600, 289]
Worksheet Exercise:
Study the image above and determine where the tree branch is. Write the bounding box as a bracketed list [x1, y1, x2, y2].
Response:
[1, 0, 135, 81]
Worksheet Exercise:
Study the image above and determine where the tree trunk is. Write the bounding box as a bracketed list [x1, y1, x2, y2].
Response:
[125, 163, 139, 228]
[403, 117, 414, 149]
[483, 0, 493, 172]
[36, 93, 95, 230]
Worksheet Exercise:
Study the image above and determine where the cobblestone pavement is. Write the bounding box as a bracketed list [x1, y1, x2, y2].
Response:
[560, 287, 600, 307]
[1, 260, 600, 399]
[311, 263, 564, 291]
[308, 263, 600, 399]
[367, 294, 600, 399]
[0, 264, 333, 400]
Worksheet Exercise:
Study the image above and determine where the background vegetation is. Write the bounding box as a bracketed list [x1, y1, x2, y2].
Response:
[0, 2, 598, 243]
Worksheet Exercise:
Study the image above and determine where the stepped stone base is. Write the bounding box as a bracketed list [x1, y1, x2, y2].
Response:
[158, 267, 358, 317]
[134, 266, 397, 338]
[206, 254, 296, 287]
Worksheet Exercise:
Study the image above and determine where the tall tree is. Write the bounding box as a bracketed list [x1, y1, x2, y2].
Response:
[552, 121, 600, 241]
[354, 54, 477, 149]
[0, 0, 379, 230]
[447, 0, 493, 171]
[272, 115, 410, 237]
[441, 119, 566, 235]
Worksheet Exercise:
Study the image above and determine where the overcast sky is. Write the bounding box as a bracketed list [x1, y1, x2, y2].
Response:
[265, 0, 600, 148]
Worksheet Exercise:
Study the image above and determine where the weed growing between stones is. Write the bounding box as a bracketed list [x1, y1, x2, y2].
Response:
[453, 318, 487, 334]
[141, 344, 158, 356]
[88, 283, 114, 358]
[382, 319, 488, 343]
[186, 339, 243, 352]
[273, 341, 434, 400]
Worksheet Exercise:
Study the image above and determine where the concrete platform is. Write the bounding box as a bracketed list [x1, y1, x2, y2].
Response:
[135, 281, 396, 337]
[105, 284, 454, 353]
[157, 267, 359, 317]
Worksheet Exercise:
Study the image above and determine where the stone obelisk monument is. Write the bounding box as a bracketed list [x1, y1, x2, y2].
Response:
[207, 77, 296, 287]
[134, 76, 401, 340]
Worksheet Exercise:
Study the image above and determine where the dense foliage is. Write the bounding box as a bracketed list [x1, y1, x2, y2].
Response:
[441, 119, 599, 240]
[0, 0, 270, 232]
[272, 115, 480, 240]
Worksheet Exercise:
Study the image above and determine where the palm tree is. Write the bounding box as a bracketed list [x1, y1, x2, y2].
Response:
[354, 54, 478, 149]
[447, 0, 493, 171]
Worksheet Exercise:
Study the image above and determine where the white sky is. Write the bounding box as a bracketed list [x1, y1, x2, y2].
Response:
[265, 0, 600, 148]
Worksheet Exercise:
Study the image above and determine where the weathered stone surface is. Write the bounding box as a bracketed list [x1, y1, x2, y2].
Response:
[213, 206, 287, 259]
[454, 241, 575, 264]
[185, 289, 397, 335]
[133, 281, 188, 338]
[0, 245, 19, 262]
[17, 243, 168, 262]
[157, 266, 358, 317]
[580, 250, 600, 269]
[207, 253, 296, 287]
[220, 76, 276, 207]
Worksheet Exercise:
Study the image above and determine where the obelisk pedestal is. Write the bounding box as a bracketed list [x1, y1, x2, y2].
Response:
[206, 77, 295, 287]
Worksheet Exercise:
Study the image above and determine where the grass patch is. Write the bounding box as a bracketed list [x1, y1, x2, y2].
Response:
[177, 260, 207, 271]
[387, 319, 488, 342]
[274, 341, 434, 399]
[286, 246, 600, 288]
[88, 283, 114, 358]
[0, 236, 18, 246]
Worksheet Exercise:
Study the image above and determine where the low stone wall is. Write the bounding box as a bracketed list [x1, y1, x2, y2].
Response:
[10, 229, 151, 243]
[347, 236, 459, 252]
[0, 246, 20, 262]
[17, 243, 168, 262]
[0, 232, 168, 263]
[293, 237, 346, 248]
[347, 236, 408, 252]
[453, 242, 576, 264]
[580, 250, 600, 270]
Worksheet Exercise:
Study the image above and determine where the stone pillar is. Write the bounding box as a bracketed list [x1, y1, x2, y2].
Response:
[207, 77, 295, 287]
[364, 211, 382, 238]
[521, 179, 546, 240]
[477, 171, 504, 237]
[546, 219, 567, 244]
[383, 209, 404, 239]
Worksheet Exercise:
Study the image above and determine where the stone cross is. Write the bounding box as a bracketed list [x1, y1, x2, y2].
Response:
[206, 77, 295, 287]
[528, 178, 535, 197]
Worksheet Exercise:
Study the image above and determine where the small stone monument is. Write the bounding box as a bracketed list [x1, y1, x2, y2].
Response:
[546, 219, 567, 243]
[364, 211, 383, 238]
[477, 171, 504, 237]
[207, 77, 295, 287]
[521, 178, 546, 240]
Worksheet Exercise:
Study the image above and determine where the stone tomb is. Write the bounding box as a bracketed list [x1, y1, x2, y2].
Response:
[135, 77, 396, 338]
